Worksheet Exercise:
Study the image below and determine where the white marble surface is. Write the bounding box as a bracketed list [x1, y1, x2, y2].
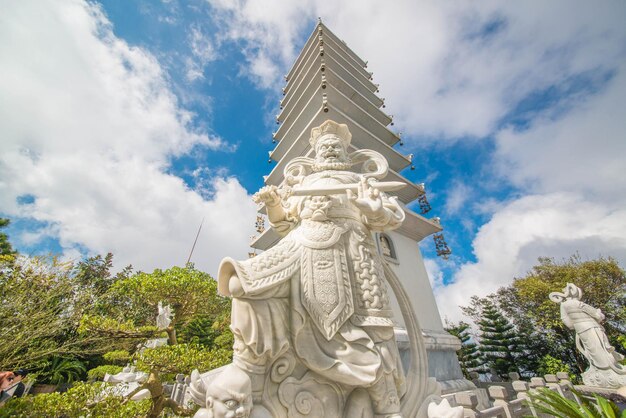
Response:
[193, 121, 439, 417]
[427, 398, 463, 418]
[550, 283, 626, 388]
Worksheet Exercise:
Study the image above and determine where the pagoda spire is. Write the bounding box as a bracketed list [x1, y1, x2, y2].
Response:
[252, 21, 442, 250]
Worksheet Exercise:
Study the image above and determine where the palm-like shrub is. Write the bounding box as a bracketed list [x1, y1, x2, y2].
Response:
[527, 388, 624, 418]
[38, 357, 86, 385]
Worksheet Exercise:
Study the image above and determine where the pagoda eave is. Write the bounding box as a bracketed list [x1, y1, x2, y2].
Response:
[276, 84, 397, 149]
[270, 106, 410, 174]
[283, 47, 377, 101]
[278, 68, 389, 128]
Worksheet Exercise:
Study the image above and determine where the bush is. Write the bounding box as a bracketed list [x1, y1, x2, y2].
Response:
[537, 354, 575, 381]
[0, 382, 150, 418]
[213, 329, 234, 350]
[87, 365, 123, 382]
[135, 343, 231, 381]
[37, 357, 86, 385]
[103, 350, 131, 366]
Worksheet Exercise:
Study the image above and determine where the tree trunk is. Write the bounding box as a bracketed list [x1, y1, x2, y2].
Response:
[146, 370, 165, 418]
[166, 326, 177, 345]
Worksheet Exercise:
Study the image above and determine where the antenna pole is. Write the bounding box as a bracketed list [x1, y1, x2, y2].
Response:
[186, 217, 204, 266]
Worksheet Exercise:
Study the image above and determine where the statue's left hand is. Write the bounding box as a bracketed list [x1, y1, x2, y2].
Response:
[253, 185, 282, 207]
[347, 177, 385, 217]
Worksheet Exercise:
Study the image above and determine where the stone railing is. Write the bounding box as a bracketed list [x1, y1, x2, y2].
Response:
[168, 373, 190, 406]
[446, 372, 580, 418]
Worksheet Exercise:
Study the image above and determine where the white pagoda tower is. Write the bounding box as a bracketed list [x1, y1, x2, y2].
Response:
[251, 20, 473, 394]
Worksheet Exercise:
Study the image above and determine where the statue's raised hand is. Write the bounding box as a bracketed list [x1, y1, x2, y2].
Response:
[347, 177, 385, 218]
[253, 185, 282, 207]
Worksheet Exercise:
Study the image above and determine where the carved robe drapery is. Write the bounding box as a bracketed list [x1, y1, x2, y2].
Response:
[560, 300, 624, 371]
[218, 170, 406, 390]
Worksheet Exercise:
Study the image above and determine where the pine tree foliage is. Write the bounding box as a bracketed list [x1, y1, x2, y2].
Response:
[476, 301, 523, 378]
[445, 321, 481, 379]
[0, 218, 16, 255]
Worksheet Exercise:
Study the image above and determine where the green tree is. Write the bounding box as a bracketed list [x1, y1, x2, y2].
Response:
[72, 252, 133, 315]
[445, 321, 481, 379]
[0, 255, 118, 371]
[496, 255, 626, 374]
[0, 252, 161, 373]
[1, 252, 233, 416]
[106, 265, 229, 345]
[473, 300, 522, 379]
[461, 256, 626, 379]
[0, 218, 16, 255]
[102, 350, 131, 365]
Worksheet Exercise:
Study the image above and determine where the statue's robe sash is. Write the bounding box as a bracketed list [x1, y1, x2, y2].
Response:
[295, 220, 354, 340]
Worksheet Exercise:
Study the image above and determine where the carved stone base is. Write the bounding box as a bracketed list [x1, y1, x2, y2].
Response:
[191, 353, 441, 417]
[396, 328, 476, 395]
[582, 367, 626, 389]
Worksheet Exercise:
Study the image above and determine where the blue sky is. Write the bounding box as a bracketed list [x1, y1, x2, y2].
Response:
[1, 0, 625, 320]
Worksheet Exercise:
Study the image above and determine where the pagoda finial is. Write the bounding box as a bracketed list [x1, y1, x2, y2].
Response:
[318, 17, 322, 24]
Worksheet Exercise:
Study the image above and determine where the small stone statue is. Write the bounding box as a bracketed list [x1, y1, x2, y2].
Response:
[104, 364, 147, 384]
[549, 283, 626, 388]
[189, 365, 253, 418]
[156, 301, 173, 330]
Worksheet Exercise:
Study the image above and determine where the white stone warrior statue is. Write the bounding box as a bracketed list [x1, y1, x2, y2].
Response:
[156, 301, 173, 330]
[549, 283, 626, 388]
[192, 120, 440, 418]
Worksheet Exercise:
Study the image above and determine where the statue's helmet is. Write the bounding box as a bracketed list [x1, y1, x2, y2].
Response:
[309, 120, 352, 151]
[564, 283, 582, 299]
[549, 282, 583, 303]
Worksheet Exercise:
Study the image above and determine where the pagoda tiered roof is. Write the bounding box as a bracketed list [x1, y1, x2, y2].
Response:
[251, 21, 441, 250]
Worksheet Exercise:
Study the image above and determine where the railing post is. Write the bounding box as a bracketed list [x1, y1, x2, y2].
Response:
[455, 392, 479, 418]
[489, 386, 513, 418]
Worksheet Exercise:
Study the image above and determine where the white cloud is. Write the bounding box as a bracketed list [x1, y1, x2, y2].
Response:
[185, 57, 206, 82]
[0, 0, 256, 273]
[435, 192, 626, 322]
[445, 181, 472, 215]
[185, 25, 218, 81]
[436, 65, 626, 322]
[206, 0, 315, 89]
[495, 65, 626, 204]
[206, 0, 626, 139]
[190, 26, 217, 63]
[424, 257, 445, 289]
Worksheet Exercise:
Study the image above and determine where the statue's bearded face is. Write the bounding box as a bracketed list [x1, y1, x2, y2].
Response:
[313, 135, 351, 171]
